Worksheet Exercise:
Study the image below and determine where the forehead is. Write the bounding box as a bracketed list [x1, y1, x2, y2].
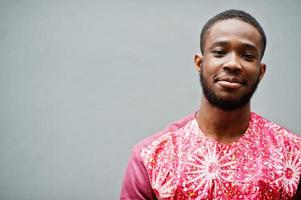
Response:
[204, 19, 262, 51]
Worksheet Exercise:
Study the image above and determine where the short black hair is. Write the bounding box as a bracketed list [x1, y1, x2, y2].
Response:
[200, 9, 267, 59]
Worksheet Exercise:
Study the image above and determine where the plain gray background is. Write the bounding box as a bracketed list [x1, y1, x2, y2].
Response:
[1, 0, 300, 199]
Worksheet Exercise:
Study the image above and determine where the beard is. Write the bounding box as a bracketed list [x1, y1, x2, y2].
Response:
[199, 69, 260, 111]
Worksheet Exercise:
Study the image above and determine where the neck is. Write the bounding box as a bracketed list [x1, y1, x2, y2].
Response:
[196, 97, 251, 144]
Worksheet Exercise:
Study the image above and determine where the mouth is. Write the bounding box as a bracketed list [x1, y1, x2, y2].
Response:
[215, 77, 245, 89]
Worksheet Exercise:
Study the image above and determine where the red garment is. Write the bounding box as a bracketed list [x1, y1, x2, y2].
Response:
[120, 112, 301, 200]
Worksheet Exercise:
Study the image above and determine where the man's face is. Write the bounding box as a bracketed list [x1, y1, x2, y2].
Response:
[196, 19, 266, 111]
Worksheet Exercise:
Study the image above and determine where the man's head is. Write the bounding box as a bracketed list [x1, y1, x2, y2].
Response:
[195, 9, 266, 111]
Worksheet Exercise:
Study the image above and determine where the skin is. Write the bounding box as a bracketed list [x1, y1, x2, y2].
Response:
[194, 19, 266, 144]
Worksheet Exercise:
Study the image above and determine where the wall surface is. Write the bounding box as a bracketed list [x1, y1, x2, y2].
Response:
[1, 0, 300, 199]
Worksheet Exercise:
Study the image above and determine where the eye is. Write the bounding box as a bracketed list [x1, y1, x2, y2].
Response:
[212, 49, 226, 58]
[241, 52, 256, 61]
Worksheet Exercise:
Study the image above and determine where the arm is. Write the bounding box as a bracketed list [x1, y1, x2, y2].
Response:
[120, 145, 157, 200]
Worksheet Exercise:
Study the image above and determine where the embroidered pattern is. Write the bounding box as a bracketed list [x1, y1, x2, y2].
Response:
[141, 113, 301, 199]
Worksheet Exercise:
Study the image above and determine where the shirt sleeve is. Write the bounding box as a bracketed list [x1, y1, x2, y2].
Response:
[120, 145, 157, 200]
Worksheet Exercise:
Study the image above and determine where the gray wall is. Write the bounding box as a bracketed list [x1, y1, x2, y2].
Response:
[1, 0, 300, 199]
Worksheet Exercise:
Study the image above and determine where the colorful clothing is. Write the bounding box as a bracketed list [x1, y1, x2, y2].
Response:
[120, 112, 301, 199]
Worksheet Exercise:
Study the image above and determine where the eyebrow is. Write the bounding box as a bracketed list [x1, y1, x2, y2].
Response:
[241, 43, 258, 52]
[210, 41, 230, 48]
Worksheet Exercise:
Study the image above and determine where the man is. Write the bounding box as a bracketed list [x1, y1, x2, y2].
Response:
[120, 9, 301, 199]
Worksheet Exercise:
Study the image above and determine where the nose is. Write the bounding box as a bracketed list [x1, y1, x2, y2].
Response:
[222, 52, 242, 74]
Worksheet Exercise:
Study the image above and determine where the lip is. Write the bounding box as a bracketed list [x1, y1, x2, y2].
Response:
[216, 77, 245, 89]
[217, 80, 243, 89]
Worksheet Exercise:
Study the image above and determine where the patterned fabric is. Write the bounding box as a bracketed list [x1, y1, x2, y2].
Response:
[120, 112, 301, 200]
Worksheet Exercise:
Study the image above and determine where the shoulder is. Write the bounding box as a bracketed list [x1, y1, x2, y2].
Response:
[252, 112, 301, 148]
[128, 113, 197, 197]
[131, 112, 198, 178]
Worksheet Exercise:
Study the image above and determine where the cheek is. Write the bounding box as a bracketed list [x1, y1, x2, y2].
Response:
[201, 67, 215, 82]
[202, 61, 220, 76]
[203, 57, 225, 74]
[243, 62, 260, 75]
[245, 68, 261, 84]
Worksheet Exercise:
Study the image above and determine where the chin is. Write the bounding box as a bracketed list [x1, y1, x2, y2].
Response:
[215, 92, 246, 101]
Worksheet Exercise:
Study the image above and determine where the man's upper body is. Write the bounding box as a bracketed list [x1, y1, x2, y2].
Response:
[120, 112, 301, 199]
[120, 9, 301, 199]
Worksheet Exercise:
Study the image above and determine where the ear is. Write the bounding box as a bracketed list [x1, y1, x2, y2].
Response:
[258, 63, 266, 81]
[194, 54, 203, 72]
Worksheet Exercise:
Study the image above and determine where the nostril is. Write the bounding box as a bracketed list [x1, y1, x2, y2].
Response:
[223, 62, 242, 72]
[223, 67, 241, 76]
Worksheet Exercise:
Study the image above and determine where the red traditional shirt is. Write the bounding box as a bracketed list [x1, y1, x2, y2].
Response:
[120, 112, 301, 199]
